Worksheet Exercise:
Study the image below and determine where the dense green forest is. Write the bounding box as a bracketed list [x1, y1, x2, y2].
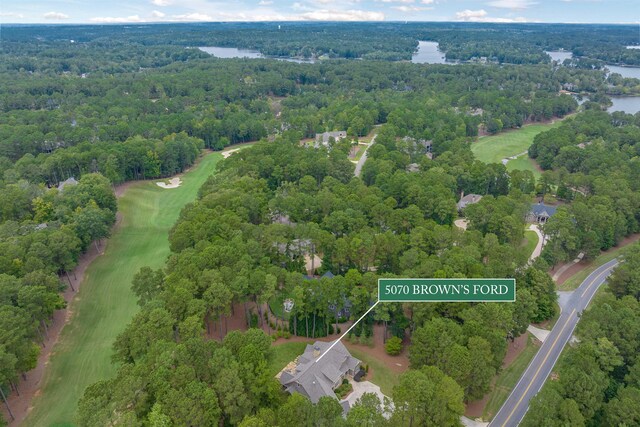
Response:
[75, 131, 557, 425]
[1, 22, 640, 426]
[3, 22, 640, 65]
[529, 111, 640, 265]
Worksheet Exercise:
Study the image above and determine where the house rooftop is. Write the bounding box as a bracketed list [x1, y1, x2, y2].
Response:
[457, 193, 482, 210]
[57, 177, 78, 192]
[279, 340, 360, 404]
[530, 202, 557, 217]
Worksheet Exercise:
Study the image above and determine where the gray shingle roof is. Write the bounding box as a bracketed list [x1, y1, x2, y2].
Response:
[279, 340, 361, 404]
[530, 203, 557, 217]
[57, 177, 78, 192]
[457, 194, 482, 210]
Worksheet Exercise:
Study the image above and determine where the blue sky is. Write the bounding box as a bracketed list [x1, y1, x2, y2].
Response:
[1, 0, 639, 24]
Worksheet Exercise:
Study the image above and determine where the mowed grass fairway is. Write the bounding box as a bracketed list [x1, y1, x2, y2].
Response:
[25, 152, 222, 427]
[472, 121, 563, 165]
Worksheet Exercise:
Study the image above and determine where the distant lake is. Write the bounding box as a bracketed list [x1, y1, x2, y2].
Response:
[608, 96, 640, 114]
[546, 51, 572, 63]
[199, 46, 262, 59]
[198, 46, 315, 63]
[412, 41, 448, 64]
[607, 65, 640, 80]
[627, 46, 640, 50]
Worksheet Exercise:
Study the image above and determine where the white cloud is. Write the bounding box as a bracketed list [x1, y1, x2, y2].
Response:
[455, 8, 528, 22]
[299, 9, 385, 21]
[376, 0, 415, 3]
[0, 12, 24, 18]
[91, 15, 145, 23]
[258, 0, 273, 4]
[44, 12, 70, 20]
[456, 9, 488, 19]
[393, 5, 433, 11]
[151, 10, 166, 18]
[420, 0, 434, 3]
[171, 12, 214, 21]
[487, 0, 536, 9]
[151, 0, 171, 6]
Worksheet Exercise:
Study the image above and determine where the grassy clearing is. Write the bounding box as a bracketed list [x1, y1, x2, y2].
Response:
[269, 342, 308, 377]
[269, 342, 399, 397]
[559, 246, 626, 292]
[522, 230, 539, 260]
[507, 155, 542, 180]
[347, 347, 399, 397]
[472, 121, 563, 164]
[483, 333, 539, 421]
[24, 152, 222, 427]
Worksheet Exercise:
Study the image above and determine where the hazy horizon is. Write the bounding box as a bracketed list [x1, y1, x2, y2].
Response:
[2, 0, 639, 25]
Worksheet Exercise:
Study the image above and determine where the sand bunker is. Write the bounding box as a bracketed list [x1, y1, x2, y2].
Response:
[222, 148, 241, 158]
[156, 177, 182, 189]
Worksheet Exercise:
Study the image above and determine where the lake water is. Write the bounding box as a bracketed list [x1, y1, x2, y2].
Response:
[608, 96, 640, 114]
[198, 46, 263, 59]
[627, 46, 640, 50]
[607, 65, 640, 80]
[198, 46, 315, 63]
[546, 51, 573, 63]
[412, 41, 448, 64]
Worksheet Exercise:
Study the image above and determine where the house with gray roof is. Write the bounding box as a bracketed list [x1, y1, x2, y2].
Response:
[57, 177, 78, 192]
[315, 131, 347, 148]
[278, 340, 361, 405]
[526, 202, 557, 224]
[457, 193, 483, 212]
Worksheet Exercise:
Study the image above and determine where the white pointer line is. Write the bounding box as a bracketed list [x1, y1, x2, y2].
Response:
[316, 299, 380, 362]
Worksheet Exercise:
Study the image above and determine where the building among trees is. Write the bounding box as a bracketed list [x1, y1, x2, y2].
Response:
[457, 193, 483, 212]
[315, 131, 347, 147]
[526, 202, 557, 223]
[278, 341, 361, 406]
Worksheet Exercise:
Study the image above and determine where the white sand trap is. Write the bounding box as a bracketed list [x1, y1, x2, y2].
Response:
[222, 148, 241, 158]
[156, 177, 182, 189]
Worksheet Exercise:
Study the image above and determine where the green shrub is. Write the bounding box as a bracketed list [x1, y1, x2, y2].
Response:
[385, 336, 403, 356]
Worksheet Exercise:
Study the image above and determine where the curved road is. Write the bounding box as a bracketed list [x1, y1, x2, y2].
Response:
[490, 258, 619, 427]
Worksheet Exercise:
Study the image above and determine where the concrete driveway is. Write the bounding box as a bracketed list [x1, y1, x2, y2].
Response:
[341, 379, 389, 409]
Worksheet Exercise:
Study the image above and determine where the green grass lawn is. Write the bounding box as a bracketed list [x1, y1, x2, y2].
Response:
[347, 347, 399, 397]
[482, 333, 539, 421]
[506, 155, 542, 180]
[269, 293, 293, 321]
[522, 230, 539, 260]
[472, 121, 563, 165]
[269, 342, 399, 397]
[269, 342, 308, 377]
[24, 152, 222, 427]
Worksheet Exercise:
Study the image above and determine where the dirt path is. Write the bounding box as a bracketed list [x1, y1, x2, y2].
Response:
[3, 224, 123, 426]
[2, 150, 232, 425]
[3, 179, 152, 426]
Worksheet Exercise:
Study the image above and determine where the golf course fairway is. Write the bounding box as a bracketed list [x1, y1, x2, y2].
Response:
[472, 122, 563, 164]
[24, 151, 222, 427]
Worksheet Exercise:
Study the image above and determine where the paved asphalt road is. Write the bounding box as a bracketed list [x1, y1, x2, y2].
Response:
[489, 258, 619, 427]
[354, 134, 376, 177]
